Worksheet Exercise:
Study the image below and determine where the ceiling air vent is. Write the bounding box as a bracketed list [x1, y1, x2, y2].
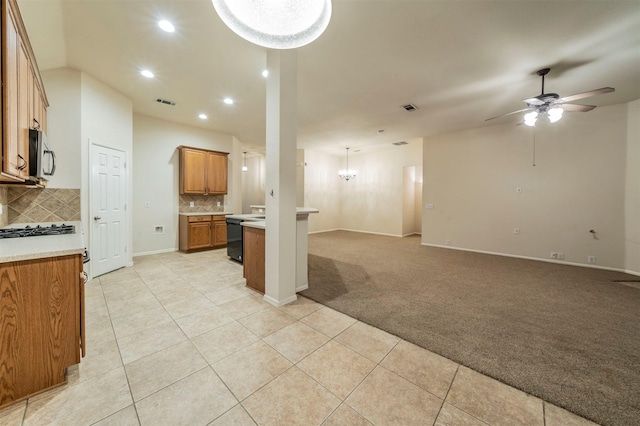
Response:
[156, 98, 176, 106]
[392, 141, 408, 146]
[401, 103, 418, 111]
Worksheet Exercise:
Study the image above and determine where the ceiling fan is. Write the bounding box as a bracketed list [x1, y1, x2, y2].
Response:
[486, 68, 615, 126]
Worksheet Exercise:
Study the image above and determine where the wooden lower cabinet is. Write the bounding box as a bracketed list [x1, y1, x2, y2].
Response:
[0, 253, 84, 407]
[179, 215, 227, 252]
[243, 226, 265, 294]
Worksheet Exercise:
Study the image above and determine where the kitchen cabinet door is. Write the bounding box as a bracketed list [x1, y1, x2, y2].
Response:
[1, 0, 22, 180]
[180, 148, 207, 194]
[206, 152, 228, 195]
[188, 221, 212, 249]
[212, 218, 227, 247]
[17, 39, 30, 179]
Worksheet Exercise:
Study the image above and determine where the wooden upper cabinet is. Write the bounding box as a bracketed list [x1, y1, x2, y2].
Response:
[1, 0, 49, 182]
[2, 0, 21, 180]
[180, 148, 208, 194]
[207, 151, 228, 194]
[179, 146, 229, 195]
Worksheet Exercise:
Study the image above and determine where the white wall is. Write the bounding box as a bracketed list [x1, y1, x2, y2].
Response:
[303, 141, 423, 236]
[422, 102, 635, 271]
[132, 114, 235, 255]
[339, 141, 423, 236]
[41, 68, 81, 189]
[242, 153, 266, 214]
[625, 99, 640, 273]
[304, 150, 342, 233]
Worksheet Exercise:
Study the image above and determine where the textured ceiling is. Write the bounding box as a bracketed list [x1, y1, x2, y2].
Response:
[18, 0, 640, 155]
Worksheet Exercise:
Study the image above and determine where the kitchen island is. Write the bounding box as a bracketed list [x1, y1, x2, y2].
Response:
[0, 222, 86, 407]
[231, 208, 318, 299]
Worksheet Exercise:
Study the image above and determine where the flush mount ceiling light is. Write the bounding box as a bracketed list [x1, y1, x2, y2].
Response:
[262, 69, 269, 78]
[211, 0, 332, 49]
[140, 69, 154, 78]
[198, 113, 208, 120]
[223, 97, 234, 105]
[338, 147, 356, 181]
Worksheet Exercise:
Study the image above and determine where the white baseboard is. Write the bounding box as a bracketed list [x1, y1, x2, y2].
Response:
[421, 243, 637, 275]
[263, 294, 298, 307]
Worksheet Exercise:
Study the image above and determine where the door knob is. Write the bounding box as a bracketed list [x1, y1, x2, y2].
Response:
[94, 216, 102, 221]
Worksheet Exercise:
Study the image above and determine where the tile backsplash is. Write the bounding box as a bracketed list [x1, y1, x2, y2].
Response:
[179, 194, 226, 213]
[7, 187, 81, 224]
[0, 187, 7, 228]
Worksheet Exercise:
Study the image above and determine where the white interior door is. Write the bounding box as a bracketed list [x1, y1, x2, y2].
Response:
[91, 143, 127, 277]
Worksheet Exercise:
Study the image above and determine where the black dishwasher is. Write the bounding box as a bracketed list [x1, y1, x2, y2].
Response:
[226, 218, 243, 263]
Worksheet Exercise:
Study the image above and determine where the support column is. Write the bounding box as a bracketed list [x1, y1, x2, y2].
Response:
[263, 49, 298, 306]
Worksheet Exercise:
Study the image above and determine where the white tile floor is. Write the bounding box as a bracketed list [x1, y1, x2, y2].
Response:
[1, 249, 599, 425]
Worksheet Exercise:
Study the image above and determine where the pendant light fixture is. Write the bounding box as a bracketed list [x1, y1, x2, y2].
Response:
[338, 148, 356, 181]
[242, 151, 248, 172]
[211, 0, 332, 49]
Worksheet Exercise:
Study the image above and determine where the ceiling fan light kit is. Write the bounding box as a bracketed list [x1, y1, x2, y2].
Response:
[486, 68, 614, 126]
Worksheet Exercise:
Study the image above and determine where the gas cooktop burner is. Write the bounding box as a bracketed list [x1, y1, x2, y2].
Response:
[0, 224, 76, 239]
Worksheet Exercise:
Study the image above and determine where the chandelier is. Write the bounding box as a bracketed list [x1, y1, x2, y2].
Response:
[211, 0, 332, 50]
[338, 148, 356, 181]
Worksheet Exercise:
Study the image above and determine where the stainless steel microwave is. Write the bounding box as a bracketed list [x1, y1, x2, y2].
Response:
[29, 129, 56, 179]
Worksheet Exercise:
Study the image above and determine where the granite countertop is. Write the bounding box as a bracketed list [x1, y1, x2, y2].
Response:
[241, 220, 265, 230]
[228, 208, 318, 221]
[226, 213, 266, 220]
[179, 211, 234, 216]
[0, 221, 85, 263]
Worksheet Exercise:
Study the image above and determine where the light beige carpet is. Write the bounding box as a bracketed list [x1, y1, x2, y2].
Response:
[301, 231, 640, 426]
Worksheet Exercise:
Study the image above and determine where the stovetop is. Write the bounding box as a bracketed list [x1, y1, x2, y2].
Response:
[0, 224, 76, 239]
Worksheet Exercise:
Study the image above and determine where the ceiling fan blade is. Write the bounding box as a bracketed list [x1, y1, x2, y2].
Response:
[485, 108, 532, 122]
[522, 97, 545, 106]
[559, 87, 614, 103]
[558, 103, 596, 112]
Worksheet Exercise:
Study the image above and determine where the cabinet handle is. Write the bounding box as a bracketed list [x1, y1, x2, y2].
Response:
[17, 154, 27, 171]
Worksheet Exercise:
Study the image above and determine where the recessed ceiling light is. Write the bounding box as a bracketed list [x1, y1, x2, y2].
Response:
[223, 98, 234, 105]
[198, 113, 208, 120]
[158, 20, 175, 33]
[262, 70, 269, 78]
[140, 69, 154, 78]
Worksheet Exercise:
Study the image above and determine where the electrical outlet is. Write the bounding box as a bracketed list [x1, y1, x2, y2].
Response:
[426, 203, 434, 209]
[588, 256, 596, 264]
[445, 239, 451, 246]
[557, 252, 564, 260]
[550, 252, 558, 259]
[513, 227, 520, 235]
[189, 201, 194, 207]
[144, 201, 150, 208]
[217, 201, 221, 207]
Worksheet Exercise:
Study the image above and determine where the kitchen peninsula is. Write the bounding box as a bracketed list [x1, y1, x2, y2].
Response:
[227, 208, 318, 296]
